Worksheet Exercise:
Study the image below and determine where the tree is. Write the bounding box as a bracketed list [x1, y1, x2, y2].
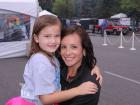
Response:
[95, 0, 121, 18]
[39, 0, 54, 12]
[120, 0, 140, 18]
[120, 0, 140, 31]
[80, 0, 97, 17]
[120, 0, 140, 11]
[52, 0, 75, 18]
[74, 0, 98, 18]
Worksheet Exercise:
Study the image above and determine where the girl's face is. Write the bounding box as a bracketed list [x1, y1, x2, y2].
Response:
[34, 24, 61, 54]
[61, 33, 85, 69]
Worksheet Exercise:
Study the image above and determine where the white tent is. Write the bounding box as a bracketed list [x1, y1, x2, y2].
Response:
[111, 13, 127, 18]
[0, 0, 39, 58]
[39, 10, 57, 17]
[0, 0, 39, 17]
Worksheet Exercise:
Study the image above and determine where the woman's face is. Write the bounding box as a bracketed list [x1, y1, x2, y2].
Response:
[61, 33, 85, 69]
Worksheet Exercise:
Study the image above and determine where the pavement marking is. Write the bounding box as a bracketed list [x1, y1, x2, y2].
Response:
[105, 71, 140, 85]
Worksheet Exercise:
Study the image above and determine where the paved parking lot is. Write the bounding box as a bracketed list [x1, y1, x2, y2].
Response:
[0, 34, 140, 105]
[90, 34, 140, 105]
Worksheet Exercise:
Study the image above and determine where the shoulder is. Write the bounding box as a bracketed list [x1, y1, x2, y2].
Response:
[54, 57, 60, 67]
[31, 53, 46, 59]
[80, 63, 96, 80]
[29, 53, 51, 67]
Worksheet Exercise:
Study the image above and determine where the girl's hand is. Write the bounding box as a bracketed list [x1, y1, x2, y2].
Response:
[74, 81, 98, 95]
[91, 66, 103, 86]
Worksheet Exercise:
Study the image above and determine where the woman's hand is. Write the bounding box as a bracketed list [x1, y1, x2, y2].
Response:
[91, 66, 103, 86]
[74, 81, 98, 95]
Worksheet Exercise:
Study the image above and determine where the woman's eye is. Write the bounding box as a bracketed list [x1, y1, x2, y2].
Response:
[61, 45, 66, 49]
[71, 46, 77, 49]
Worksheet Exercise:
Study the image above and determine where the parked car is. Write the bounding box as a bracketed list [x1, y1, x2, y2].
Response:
[95, 22, 129, 35]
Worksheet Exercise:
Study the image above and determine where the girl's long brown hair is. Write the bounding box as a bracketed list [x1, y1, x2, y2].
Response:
[29, 15, 61, 58]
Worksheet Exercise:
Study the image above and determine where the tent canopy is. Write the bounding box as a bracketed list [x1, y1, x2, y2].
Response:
[111, 13, 127, 18]
[39, 10, 57, 17]
[0, 0, 39, 17]
[0, 0, 39, 58]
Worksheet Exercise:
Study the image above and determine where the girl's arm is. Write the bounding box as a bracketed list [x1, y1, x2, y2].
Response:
[39, 81, 98, 105]
[91, 65, 103, 86]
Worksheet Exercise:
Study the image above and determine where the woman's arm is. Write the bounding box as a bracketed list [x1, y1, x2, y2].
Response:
[39, 81, 98, 105]
[91, 65, 103, 86]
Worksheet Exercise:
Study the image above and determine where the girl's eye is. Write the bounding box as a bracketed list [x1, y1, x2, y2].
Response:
[43, 34, 50, 37]
[56, 34, 60, 37]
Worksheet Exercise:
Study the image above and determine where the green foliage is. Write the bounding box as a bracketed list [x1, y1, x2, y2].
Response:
[79, 0, 97, 17]
[39, 0, 53, 11]
[120, 0, 140, 11]
[38, 0, 140, 19]
[120, 0, 140, 18]
[52, 0, 75, 18]
[95, 0, 121, 18]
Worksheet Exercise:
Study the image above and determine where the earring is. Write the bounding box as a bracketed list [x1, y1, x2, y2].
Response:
[83, 51, 86, 56]
[36, 40, 39, 43]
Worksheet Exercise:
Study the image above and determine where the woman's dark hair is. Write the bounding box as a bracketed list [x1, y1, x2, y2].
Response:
[60, 25, 96, 70]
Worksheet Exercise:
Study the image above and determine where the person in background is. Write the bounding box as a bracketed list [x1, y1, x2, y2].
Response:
[100, 19, 108, 36]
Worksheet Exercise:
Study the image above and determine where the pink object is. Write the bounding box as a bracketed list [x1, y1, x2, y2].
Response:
[5, 96, 35, 105]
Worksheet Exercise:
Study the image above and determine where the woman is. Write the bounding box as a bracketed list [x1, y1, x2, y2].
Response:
[59, 25, 101, 105]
